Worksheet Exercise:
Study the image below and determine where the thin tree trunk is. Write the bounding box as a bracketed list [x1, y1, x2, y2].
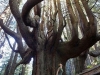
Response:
[21, 65, 26, 75]
[4, 51, 14, 75]
[8, 53, 18, 75]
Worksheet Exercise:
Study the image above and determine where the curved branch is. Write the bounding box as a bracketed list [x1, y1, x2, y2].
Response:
[58, 28, 98, 60]
[81, 0, 96, 23]
[74, 0, 88, 34]
[89, 50, 100, 57]
[5, 33, 19, 53]
[22, 0, 43, 27]
[22, 0, 42, 18]
[0, 19, 20, 40]
[9, 0, 39, 50]
[81, 0, 97, 38]
[14, 48, 33, 69]
[0, 19, 25, 56]
[66, 0, 78, 40]
[57, 0, 66, 39]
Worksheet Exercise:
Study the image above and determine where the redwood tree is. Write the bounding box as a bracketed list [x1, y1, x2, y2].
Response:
[0, 0, 100, 75]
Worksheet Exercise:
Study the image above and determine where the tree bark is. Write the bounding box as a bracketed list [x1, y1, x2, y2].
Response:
[74, 52, 87, 74]
[4, 51, 14, 75]
[32, 50, 66, 75]
[21, 65, 26, 75]
[8, 53, 18, 75]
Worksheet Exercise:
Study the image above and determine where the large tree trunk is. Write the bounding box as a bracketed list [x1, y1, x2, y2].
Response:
[32, 50, 66, 75]
[74, 51, 88, 74]
[74, 55, 87, 74]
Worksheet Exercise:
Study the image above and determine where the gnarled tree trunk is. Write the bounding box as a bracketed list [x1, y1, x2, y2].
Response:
[0, 0, 100, 75]
[32, 50, 66, 75]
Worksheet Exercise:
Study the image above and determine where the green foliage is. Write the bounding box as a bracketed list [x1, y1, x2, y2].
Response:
[87, 65, 93, 69]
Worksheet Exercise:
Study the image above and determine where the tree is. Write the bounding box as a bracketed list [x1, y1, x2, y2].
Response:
[0, 0, 100, 75]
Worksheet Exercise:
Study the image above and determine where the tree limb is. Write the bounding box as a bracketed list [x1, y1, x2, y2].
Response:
[9, 0, 39, 50]
[66, 0, 78, 40]
[90, 0, 98, 10]
[5, 33, 19, 53]
[89, 50, 100, 57]
[0, 37, 6, 48]
[0, 19, 20, 40]
[22, 0, 43, 27]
